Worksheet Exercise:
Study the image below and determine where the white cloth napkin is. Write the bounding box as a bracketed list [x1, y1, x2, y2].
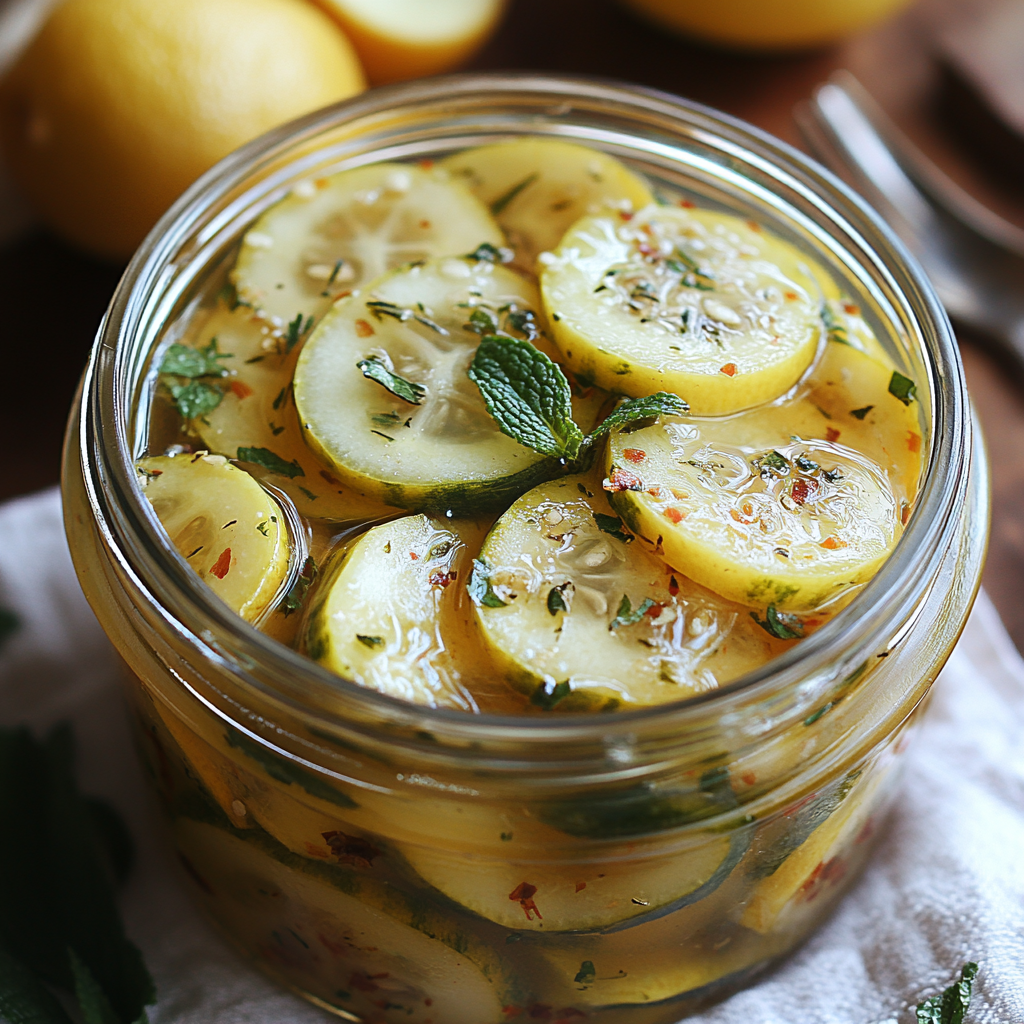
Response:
[2, 487, 1023, 1024]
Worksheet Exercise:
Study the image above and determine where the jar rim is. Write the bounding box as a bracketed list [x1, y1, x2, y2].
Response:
[76, 72, 970, 750]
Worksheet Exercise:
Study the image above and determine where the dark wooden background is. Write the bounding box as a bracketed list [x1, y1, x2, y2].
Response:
[8, 0, 1023, 647]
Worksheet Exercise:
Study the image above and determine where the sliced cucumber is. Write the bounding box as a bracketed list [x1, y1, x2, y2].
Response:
[293, 256, 603, 514]
[470, 474, 790, 709]
[540, 206, 824, 414]
[182, 302, 400, 522]
[305, 514, 495, 709]
[175, 819, 519, 1024]
[440, 138, 654, 272]
[606, 423, 901, 612]
[138, 453, 289, 621]
[232, 162, 503, 327]
[404, 830, 742, 933]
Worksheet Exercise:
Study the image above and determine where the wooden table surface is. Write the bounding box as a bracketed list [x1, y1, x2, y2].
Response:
[7, 0, 1023, 647]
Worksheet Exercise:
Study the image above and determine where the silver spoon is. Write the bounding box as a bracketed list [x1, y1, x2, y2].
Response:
[795, 70, 1024, 370]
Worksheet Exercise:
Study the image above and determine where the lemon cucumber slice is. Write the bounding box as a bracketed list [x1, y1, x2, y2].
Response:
[232, 162, 502, 328]
[138, 453, 289, 621]
[540, 206, 824, 414]
[293, 256, 603, 514]
[606, 423, 901, 612]
[305, 514, 493, 709]
[404, 830, 743, 933]
[471, 475, 789, 709]
[184, 302, 399, 522]
[441, 138, 654, 272]
[175, 819, 518, 1024]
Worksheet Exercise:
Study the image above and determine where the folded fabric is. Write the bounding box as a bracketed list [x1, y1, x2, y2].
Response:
[0, 487, 1021, 1023]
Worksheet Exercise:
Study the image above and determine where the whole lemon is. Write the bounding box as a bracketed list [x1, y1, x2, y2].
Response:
[0, 0, 365, 259]
[617, 0, 914, 50]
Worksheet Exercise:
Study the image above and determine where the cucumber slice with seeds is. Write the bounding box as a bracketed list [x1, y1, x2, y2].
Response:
[540, 206, 824, 414]
[305, 514, 493, 710]
[138, 453, 289, 621]
[606, 422, 902, 611]
[471, 474, 789, 708]
[232, 162, 503, 328]
[441, 138, 654, 272]
[293, 256, 604, 514]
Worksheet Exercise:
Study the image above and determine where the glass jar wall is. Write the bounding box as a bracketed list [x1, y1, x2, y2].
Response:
[63, 76, 987, 1023]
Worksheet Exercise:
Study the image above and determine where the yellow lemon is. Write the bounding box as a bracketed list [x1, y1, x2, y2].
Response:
[617, 0, 914, 50]
[0, 0, 365, 260]
[311, 0, 505, 84]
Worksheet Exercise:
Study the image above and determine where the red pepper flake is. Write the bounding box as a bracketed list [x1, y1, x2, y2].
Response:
[663, 507, 684, 524]
[604, 467, 644, 492]
[907, 431, 922, 454]
[419, 219, 431, 229]
[321, 831, 382, 868]
[843, 302, 860, 315]
[502, 1008, 524, 1019]
[428, 570, 454, 588]
[575, 881, 586, 892]
[418, 158, 434, 170]
[901, 502, 912, 526]
[825, 426, 841, 443]
[719, 363, 738, 377]
[320, 469, 341, 486]
[668, 575, 679, 596]
[528, 1007, 552, 1020]
[637, 242, 657, 258]
[746, 219, 761, 232]
[228, 380, 254, 399]
[644, 602, 664, 618]
[741, 771, 756, 786]
[791, 479, 817, 505]
[618, 210, 633, 221]
[730, 502, 756, 525]
[784, 291, 798, 301]
[349, 971, 386, 992]
[509, 881, 542, 921]
[677, 198, 695, 208]
[209, 548, 231, 579]
[355, 319, 374, 338]
[409, 551, 419, 560]
[622, 447, 646, 464]
[821, 535, 847, 550]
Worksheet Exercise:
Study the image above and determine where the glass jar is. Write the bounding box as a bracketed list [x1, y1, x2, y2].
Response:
[63, 75, 987, 1023]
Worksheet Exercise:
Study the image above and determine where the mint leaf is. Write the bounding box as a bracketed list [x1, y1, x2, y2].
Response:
[589, 392, 687, 438]
[0, 946, 74, 1024]
[610, 594, 655, 630]
[236, 446, 304, 478]
[464, 307, 498, 336]
[916, 962, 978, 1024]
[889, 370, 917, 405]
[593, 513, 632, 543]
[467, 559, 507, 608]
[357, 357, 426, 406]
[159, 338, 231, 378]
[750, 604, 804, 640]
[469, 335, 584, 460]
[530, 679, 571, 710]
[168, 381, 223, 420]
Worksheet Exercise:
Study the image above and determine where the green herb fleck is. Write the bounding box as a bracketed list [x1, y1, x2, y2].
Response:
[506, 308, 539, 341]
[371, 410, 402, 427]
[298, 486, 318, 502]
[466, 242, 512, 264]
[168, 381, 224, 420]
[757, 450, 790, 476]
[610, 594, 655, 630]
[594, 513, 632, 543]
[500, 831, 513, 842]
[822, 303, 850, 346]
[889, 371, 917, 405]
[280, 556, 317, 616]
[574, 960, 597, 985]
[464, 307, 498, 335]
[795, 454, 819, 472]
[489, 172, 539, 216]
[750, 604, 804, 640]
[272, 387, 287, 410]
[547, 583, 572, 616]
[357, 356, 426, 406]
[850, 405, 874, 420]
[467, 559, 507, 608]
[590, 392, 688, 438]
[256, 521, 269, 537]
[916, 962, 978, 1024]
[530, 679, 571, 710]
[356, 635, 384, 649]
[159, 337, 232, 378]
[284, 313, 314, 353]
[236, 446, 304, 478]
[667, 250, 715, 290]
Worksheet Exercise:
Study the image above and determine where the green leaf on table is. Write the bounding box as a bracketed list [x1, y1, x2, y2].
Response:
[70, 949, 120, 1024]
[158, 338, 231, 379]
[469, 334, 584, 461]
[0, 946, 74, 1024]
[609, 594, 655, 631]
[750, 604, 804, 640]
[84, 798, 135, 887]
[589, 392, 688, 438]
[916, 962, 979, 1024]
[167, 382, 223, 421]
[357, 357, 426, 406]
[236, 446, 304, 479]
[889, 370, 918, 405]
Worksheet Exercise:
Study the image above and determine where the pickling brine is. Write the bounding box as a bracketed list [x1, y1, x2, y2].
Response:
[66, 82, 982, 1024]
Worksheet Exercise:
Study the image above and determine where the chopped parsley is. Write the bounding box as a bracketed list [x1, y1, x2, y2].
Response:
[467, 559, 507, 608]
[610, 594, 655, 630]
[547, 582, 573, 616]
[795, 454, 819, 472]
[757, 450, 790, 476]
[750, 604, 804, 640]
[821, 303, 850, 345]
[168, 381, 224, 420]
[466, 241, 513, 264]
[530, 679, 571, 710]
[574, 961, 596, 985]
[356, 634, 385, 649]
[280, 556, 317, 616]
[357, 356, 426, 406]
[889, 370, 918, 405]
[594, 512, 632, 543]
[236, 446, 305, 478]
[850, 405, 874, 420]
[159, 337, 232, 378]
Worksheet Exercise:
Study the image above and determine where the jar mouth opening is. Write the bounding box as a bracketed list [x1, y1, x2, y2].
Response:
[79, 72, 968, 742]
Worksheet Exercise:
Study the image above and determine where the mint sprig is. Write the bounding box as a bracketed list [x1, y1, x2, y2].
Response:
[916, 962, 978, 1024]
[468, 334, 687, 462]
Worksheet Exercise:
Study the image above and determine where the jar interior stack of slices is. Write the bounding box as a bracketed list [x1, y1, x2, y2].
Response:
[135, 137, 926, 1022]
